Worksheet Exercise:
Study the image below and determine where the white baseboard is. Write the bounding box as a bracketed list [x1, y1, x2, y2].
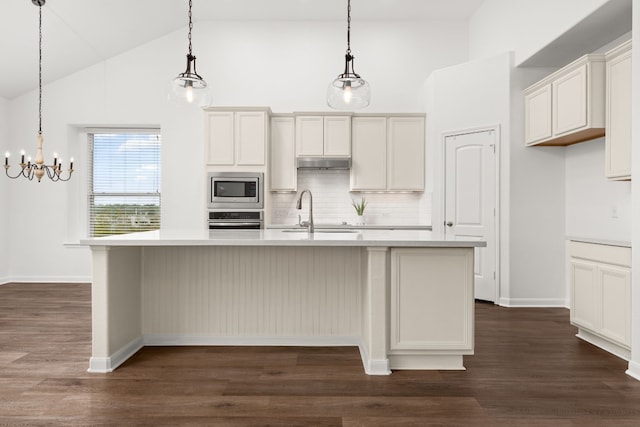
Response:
[142, 334, 361, 347]
[0, 277, 10, 285]
[4, 276, 92, 284]
[389, 354, 465, 370]
[626, 360, 640, 382]
[87, 336, 144, 373]
[498, 297, 568, 308]
[575, 329, 630, 361]
[357, 342, 391, 375]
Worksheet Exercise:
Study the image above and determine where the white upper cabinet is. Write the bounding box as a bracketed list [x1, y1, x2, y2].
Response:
[350, 117, 387, 190]
[524, 84, 552, 144]
[350, 115, 425, 192]
[605, 40, 632, 181]
[387, 117, 425, 191]
[295, 115, 351, 157]
[270, 115, 296, 192]
[205, 108, 269, 166]
[524, 54, 605, 146]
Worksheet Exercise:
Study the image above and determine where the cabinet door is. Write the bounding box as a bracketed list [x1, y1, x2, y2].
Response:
[235, 111, 266, 165]
[606, 50, 632, 180]
[323, 116, 351, 156]
[600, 264, 631, 347]
[295, 116, 324, 156]
[570, 259, 600, 331]
[350, 117, 386, 191]
[524, 84, 552, 145]
[390, 248, 474, 351]
[205, 111, 235, 165]
[387, 117, 425, 191]
[270, 116, 296, 191]
[553, 64, 587, 136]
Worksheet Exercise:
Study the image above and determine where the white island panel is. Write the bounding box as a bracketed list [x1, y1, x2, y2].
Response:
[142, 246, 362, 338]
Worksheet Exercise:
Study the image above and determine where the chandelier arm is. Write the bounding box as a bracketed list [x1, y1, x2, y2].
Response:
[4, 166, 27, 180]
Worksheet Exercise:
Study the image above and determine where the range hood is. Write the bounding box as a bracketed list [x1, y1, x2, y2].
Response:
[296, 157, 351, 170]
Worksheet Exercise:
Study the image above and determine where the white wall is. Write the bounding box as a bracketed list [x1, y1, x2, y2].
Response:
[426, 53, 567, 306]
[565, 138, 632, 241]
[508, 67, 567, 306]
[3, 19, 469, 282]
[627, 0, 640, 382]
[469, 0, 609, 64]
[0, 96, 8, 283]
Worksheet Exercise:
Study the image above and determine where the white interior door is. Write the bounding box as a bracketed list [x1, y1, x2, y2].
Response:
[444, 129, 497, 302]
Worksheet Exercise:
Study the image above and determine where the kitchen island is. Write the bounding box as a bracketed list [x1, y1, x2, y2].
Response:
[81, 229, 485, 375]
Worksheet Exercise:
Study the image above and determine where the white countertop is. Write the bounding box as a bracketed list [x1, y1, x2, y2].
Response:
[81, 229, 486, 248]
[268, 224, 432, 230]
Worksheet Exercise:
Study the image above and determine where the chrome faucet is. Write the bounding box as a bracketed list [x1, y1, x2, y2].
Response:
[296, 189, 314, 233]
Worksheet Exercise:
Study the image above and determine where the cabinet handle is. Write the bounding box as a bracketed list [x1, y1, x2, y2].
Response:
[445, 222, 453, 227]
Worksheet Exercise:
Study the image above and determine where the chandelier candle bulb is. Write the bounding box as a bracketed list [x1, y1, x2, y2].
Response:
[20, 150, 25, 164]
[4, 153, 8, 167]
[53, 153, 57, 166]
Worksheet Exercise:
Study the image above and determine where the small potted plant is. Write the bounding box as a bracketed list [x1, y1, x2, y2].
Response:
[352, 197, 367, 225]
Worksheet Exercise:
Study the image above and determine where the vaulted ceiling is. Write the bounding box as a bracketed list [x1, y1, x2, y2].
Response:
[0, 0, 485, 99]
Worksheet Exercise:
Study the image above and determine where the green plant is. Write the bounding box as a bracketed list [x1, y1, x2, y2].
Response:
[351, 197, 367, 216]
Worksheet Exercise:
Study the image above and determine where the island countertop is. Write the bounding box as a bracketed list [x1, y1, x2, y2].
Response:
[81, 228, 486, 248]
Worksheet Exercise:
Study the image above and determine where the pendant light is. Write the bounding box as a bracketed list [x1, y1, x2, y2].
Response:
[4, 0, 73, 182]
[168, 0, 212, 106]
[327, 0, 370, 110]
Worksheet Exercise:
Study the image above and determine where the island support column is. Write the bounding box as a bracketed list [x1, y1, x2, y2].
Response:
[361, 247, 392, 375]
[88, 246, 144, 373]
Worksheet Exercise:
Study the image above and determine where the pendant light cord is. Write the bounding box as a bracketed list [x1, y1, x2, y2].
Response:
[346, 0, 351, 55]
[38, 2, 42, 134]
[187, 0, 193, 57]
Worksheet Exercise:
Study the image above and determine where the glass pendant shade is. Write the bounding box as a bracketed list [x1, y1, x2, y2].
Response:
[168, 0, 212, 107]
[168, 55, 212, 106]
[327, 0, 370, 110]
[327, 75, 370, 110]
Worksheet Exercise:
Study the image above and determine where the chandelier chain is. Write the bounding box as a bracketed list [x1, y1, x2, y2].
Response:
[38, 2, 42, 134]
[187, 0, 193, 56]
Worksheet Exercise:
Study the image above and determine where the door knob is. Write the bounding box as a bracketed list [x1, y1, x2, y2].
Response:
[445, 222, 453, 227]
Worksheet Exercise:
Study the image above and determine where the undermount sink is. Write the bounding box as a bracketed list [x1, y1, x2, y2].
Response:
[281, 229, 359, 234]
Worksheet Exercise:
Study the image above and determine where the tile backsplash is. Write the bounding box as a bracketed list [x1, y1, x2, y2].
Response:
[269, 170, 431, 226]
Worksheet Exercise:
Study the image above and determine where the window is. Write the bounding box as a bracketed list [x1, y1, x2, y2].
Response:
[88, 130, 161, 237]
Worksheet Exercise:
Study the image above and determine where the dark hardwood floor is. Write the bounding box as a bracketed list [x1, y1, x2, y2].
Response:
[1, 282, 640, 426]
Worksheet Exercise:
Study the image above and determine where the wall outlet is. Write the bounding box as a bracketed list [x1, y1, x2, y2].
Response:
[610, 205, 619, 219]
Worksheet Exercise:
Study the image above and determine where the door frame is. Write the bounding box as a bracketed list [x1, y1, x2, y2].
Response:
[440, 125, 501, 303]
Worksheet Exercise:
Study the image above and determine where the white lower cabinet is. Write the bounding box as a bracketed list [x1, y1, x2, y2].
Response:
[569, 240, 631, 360]
[388, 247, 474, 370]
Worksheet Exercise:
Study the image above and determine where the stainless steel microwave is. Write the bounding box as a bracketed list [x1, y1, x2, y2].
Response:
[207, 172, 263, 209]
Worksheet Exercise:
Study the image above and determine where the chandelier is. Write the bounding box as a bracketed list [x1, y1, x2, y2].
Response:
[327, 0, 370, 110]
[4, 0, 73, 182]
[167, 0, 212, 106]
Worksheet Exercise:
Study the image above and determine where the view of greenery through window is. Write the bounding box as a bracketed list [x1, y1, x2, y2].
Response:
[89, 132, 161, 237]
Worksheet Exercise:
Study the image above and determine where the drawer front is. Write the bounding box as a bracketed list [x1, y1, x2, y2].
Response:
[569, 241, 631, 267]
